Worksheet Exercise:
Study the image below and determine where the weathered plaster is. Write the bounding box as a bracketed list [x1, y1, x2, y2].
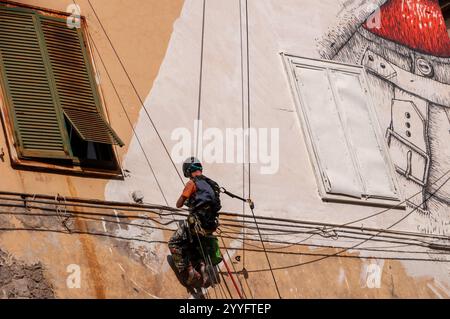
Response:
[106, 0, 450, 297]
[0, 0, 448, 298]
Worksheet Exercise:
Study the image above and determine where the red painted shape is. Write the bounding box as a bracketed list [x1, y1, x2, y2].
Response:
[363, 0, 450, 57]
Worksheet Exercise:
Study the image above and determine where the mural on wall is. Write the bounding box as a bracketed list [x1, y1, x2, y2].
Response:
[319, 0, 450, 226]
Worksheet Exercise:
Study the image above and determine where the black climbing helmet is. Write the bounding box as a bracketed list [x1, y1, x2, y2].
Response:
[182, 157, 203, 178]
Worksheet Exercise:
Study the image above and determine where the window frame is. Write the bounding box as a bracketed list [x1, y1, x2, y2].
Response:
[282, 53, 404, 208]
[0, 2, 123, 178]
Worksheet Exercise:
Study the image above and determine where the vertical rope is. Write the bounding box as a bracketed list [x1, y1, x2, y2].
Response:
[245, 1, 252, 199]
[85, 0, 185, 185]
[238, 0, 247, 273]
[244, 0, 282, 299]
[195, 0, 207, 159]
[82, 24, 170, 207]
[219, 234, 247, 298]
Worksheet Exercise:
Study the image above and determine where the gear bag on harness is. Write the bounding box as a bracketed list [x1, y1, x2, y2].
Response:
[187, 175, 222, 232]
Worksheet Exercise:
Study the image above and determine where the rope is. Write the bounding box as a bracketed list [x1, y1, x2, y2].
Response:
[85, 31, 170, 207]
[195, 0, 207, 158]
[239, 0, 248, 273]
[244, 175, 450, 273]
[245, 0, 252, 199]
[2, 185, 449, 242]
[222, 2, 283, 297]
[222, 251, 244, 299]
[4, 200, 449, 253]
[248, 206, 283, 298]
[190, 0, 234, 298]
[218, 231, 450, 255]
[218, 268, 233, 299]
[219, 233, 247, 298]
[27, 0, 450, 299]
[191, 224, 223, 298]
[84, 0, 185, 186]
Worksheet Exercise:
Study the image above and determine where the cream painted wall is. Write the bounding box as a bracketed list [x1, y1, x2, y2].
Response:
[106, 0, 449, 231]
[0, 0, 448, 298]
[105, 0, 450, 293]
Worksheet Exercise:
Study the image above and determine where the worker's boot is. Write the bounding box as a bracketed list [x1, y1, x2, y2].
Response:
[199, 262, 212, 288]
[183, 265, 202, 288]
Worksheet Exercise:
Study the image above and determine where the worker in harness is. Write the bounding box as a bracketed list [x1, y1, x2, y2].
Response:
[168, 157, 222, 289]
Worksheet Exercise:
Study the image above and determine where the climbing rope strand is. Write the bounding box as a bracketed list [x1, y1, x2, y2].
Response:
[238, 0, 248, 273]
[243, 175, 450, 273]
[219, 234, 247, 299]
[83, 0, 185, 186]
[85, 31, 171, 208]
[191, 0, 235, 299]
[3, 175, 450, 243]
[242, 0, 283, 299]
[248, 206, 283, 299]
[192, 226, 224, 299]
[216, 168, 450, 242]
[221, 250, 244, 299]
[245, 0, 252, 200]
[220, 188, 282, 298]
[195, 0, 207, 158]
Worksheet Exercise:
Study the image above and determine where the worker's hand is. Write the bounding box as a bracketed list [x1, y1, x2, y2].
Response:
[247, 199, 255, 210]
[188, 214, 196, 226]
[176, 195, 188, 209]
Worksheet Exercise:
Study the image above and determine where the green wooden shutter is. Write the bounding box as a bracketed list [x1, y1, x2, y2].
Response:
[40, 17, 124, 147]
[0, 8, 70, 159]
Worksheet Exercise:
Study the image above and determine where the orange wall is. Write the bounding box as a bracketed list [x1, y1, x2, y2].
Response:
[0, 0, 184, 201]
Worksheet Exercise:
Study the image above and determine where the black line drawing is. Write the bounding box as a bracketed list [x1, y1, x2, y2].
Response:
[318, 0, 450, 228]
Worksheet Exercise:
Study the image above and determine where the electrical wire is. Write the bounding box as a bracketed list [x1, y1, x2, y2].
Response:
[8, 0, 450, 292]
[243, 175, 450, 273]
[218, 232, 450, 256]
[3, 203, 448, 257]
[83, 0, 185, 186]
[218, 222, 444, 246]
[242, 0, 282, 299]
[77, 20, 233, 308]
[1, 193, 449, 243]
[1, 198, 448, 264]
[339, 170, 450, 227]
[16, 0, 450, 249]
[219, 234, 247, 298]
[34, 0, 449, 286]
[85, 31, 170, 207]
[217, 244, 450, 263]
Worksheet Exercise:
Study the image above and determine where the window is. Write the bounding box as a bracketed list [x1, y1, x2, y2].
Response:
[283, 54, 401, 206]
[0, 4, 123, 174]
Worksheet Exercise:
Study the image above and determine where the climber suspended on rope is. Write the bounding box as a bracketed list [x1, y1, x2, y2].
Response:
[168, 157, 223, 289]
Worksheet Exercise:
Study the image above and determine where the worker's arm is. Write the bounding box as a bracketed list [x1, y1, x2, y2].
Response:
[176, 195, 187, 208]
[176, 180, 196, 209]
